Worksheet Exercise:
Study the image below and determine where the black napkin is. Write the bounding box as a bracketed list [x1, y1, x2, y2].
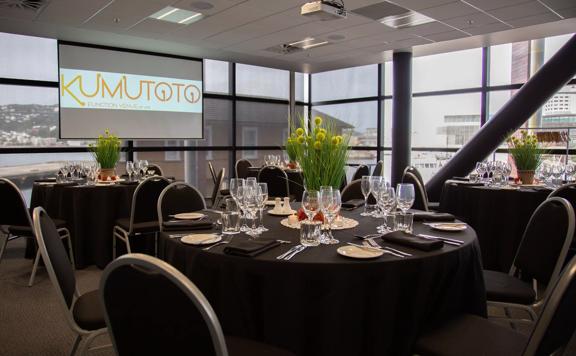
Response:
[224, 239, 281, 257]
[341, 199, 365, 210]
[451, 176, 469, 181]
[382, 231, 443, 251]
[35, 178, 56, 183]
[412, 211, 455, 222]
[162, 219, 214, 231]
[119, 180, 139, 185]
[54, 182, 79, 187]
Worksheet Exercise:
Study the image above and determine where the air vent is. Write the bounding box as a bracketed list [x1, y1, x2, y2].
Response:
[265, 44, 305, 55]
[0, 0, 47, 10]
[265, 37, 330, 55]
[352, 1, 435, 29]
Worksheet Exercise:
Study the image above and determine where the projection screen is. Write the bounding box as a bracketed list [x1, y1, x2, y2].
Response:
[58, 43, 203, 139]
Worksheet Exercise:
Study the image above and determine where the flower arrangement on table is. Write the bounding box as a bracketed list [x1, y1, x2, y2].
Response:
[506, 130, 544, 184]
[89, 129, 121, 181]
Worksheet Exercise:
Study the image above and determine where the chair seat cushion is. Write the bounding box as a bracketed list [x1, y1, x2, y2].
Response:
[415, 314, 528, 356]
[226, 336, 295, 356]
[7, 218, 67, 237]
[115, 218, 159, 234]
[484, 270, 536, 304]
[72, 290, 106, 331]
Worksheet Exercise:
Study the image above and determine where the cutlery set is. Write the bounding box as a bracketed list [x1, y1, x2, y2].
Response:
[417, 234, 464, 246]
[276, 245, 307, 260]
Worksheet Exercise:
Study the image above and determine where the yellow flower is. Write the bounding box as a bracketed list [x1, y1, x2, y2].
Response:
[297, 136, 305, 144]
[313, 141, 322, 150]
[314, 127, 320, 134]
[287, 138, 293, 144]
[306, 136, 313, 144]
[336, 135, 343, 144]
[331, 136, 339, 145]
[316, 132, 326, 141]
[314, 116, 323, 126]
[296, 128, 304, 136]
[105, 129, 110, 135]
[319, 128, 327, 135]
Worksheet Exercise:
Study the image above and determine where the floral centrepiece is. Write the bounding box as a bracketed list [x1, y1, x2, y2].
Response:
[506, 130, 544, 184]
[288, 115, 350, 191]
[90, 129, 121, 180]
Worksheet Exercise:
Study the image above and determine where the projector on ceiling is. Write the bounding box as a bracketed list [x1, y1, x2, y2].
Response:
[301, 1, 347, 21]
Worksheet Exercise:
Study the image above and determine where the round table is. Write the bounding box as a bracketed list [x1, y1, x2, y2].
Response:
[246, 167, 305, 201]
[158, 210, 486, 356]
[30, 182, 138, 268]
[439, 180, 551, 272]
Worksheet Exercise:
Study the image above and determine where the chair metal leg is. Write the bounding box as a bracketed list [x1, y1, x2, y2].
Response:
[28, 249, 42, 287]
[69, 335, 81, 356]
[76, 329, 108, 356]
[112, 231, 117, 259]
[125, 235, 132, 254]
[61, 229, 75, 270]
[0, 233, 10, 265]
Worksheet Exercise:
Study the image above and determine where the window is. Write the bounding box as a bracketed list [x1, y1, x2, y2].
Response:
[0, 32, 58, 82]
[236, 64, 289, 99]
[242, 127, 258, 159]
[312, 64, 378, 102]
[312, 101, 378, 147]
[164, 140, 181, 161]
[412, 48, 482, 93]
[295, 72, 309, 103]
[204, 59, 230, 94]
[236, 101, 289, 147]
[489, 42, 529, 86]
[205, 126, 213, 160]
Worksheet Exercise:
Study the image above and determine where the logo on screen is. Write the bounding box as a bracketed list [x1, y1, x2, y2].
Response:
[60, 69, 202, 113]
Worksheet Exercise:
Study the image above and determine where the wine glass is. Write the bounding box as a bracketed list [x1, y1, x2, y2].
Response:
[301, 190, 320, 221]
[565, 161, 576, 182]
[238, 186, 259, 237]
[476, 162, 487, 184]
[126, 161, 135, 181]
[319, 188, 341, 245]
[139, 160, 149, 177]
[396, 183, 415, 213]
[230, 178, 246, 230]
[360, 176, 371, 216]
[246, 177, 257, 188]
[60, 162, 70, 182]
[377, 187, 396, 233]
[257, 183, 268, 232]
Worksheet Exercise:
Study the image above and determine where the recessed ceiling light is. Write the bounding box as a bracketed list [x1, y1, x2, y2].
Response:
[150, 6, 204, 25]
[380, 11, 434, 29]
[190, 1, 214, 10]
[302, 41, 329, 50]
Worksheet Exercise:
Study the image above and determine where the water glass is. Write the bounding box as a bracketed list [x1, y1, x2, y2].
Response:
[300, 220, 321, 246]
[301, 190, 319, 220]
[395, 212, 414, 233]
[396, 183, 415, 213]
[360, 176, 371, 216]
[469, 172, 479, 183]
[222, 211, 241, 235]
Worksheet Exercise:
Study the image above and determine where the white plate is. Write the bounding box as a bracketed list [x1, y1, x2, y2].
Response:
[337, 245, 383, 259]
[173, 212, 205, 220]
[280, 217, 359, 230]
[180, 234, 221, 245]
[429, 223, 467, 232]
[268, 209, 297, 216]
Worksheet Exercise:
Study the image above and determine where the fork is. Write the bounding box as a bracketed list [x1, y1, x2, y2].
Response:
[284, 245, 307, 260]
[203, 240, 230, 250]
[365, 239, 412, 257]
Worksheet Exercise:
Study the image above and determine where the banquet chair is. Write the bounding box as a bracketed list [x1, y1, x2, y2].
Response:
[210, 168, 226, 209]
[100, 253, 296, 356]
[549, 183, 576, 205]
[147, 163, 164, 176]
[352, 165, 370, 181]
[208, 161, 218, 185]
[235, 159, 252, 179]
[158, 181, 207, 232]
[414, 255, 576, 356]
[402, 171, 430, 211]
[403, 166, 439, 210]
[112, 176, 170, 258]
[341, 179, 363, 202]
[483, 197, 575, 324]
[258, 166, 290, 199]
[0, 178, 74, 287]
[372, 160, 384, 176]
[32, 207, 109, 356]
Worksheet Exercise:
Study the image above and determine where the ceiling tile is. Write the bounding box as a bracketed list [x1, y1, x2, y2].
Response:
[37, 0, 112, 26]
[319, 12, 373, 30]
[442, 12, 505, 30]
[463, 0, 531, 11]
[126, 18, 184, 37]
[174, 0, 247, 15]
[418, 2, 479, 20]
[245, 0, 303, 12]
[507, 12, 563, 27]
[465, 21, 511, 35]
[420, 30, 468, 41]
[487, 1, 552, 21]
[81, 0, 172, 30]
[391, 0, 455, 11]
[0, 5, 43, 21]
[402, 21, 456, 35]
[538, 0, 576, 11]
[315, 22, 395, 42]
[557, 7, 576, 18]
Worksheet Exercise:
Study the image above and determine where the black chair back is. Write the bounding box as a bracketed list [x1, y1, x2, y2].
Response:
[210, 168, 225, 208]
[524, 256, 576, 355]
[0, 178, 32, 228]
[403, 166, 425, 188]
[372, 160, 384, 176]
[101, 254, 227, 356]
[258, 166, 289, 198]
[352, 165, 370, 181]
[235, 159, 252, 179]
[32, 207, 76, 308]
[402, 172, 429, 211]
[208, 161, 218, 185]
[513, 197, 575, 287]
[129, 177, 170, 229]
[158, 182, 207, 228]
[341, 179, 363, 202]
[147, 163, 164, 177]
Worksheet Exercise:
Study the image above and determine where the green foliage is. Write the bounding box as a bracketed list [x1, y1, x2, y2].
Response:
[287, 114, 350, 190]
[89, 129, 121, 169]
[506, 130, 544, 171]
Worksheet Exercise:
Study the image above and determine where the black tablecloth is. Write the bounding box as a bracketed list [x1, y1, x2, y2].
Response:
[439, 180, 551, 272]
[246, 167, 305, 201]
[159, 210, 486, 356]
[30, 183, 137, 268]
